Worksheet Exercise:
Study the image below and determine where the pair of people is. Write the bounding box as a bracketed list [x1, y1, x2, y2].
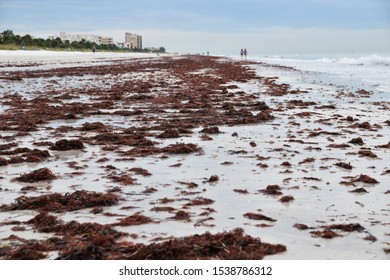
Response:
[240, 48, 248, 58]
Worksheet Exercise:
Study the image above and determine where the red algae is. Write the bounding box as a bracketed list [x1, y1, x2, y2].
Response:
[259, 185, 283, 196]
[163, 143, 201, 154]
[348, 137, 365, 145]
[50, 139, 85, 151]
[1, 54, 387, 260]
[293, 223, 310, 230]
[279, 195, 294, 203]
[310, 229, 342, 239]
[299, 157, 315, 164]
[335, 162, 353, 170]
[129, 167, 152, 176]
[111, 228, 286, 260]
[185, 197, 215, 206]
[355, 174, 379, 184]
[111, 214, 155, 226]
[243, 212, 276, 222]
[1, 190, 119, 212]
[322, 223, 365, 232]
[200, 126, 221, 134]
[156, 129, 181, 139]
[233, 189, 249, 194]
[207, 175, 219, 183]
[14, 167, 56, 183]
[170, 210, 191, 221]
[358, 150, 378, 158]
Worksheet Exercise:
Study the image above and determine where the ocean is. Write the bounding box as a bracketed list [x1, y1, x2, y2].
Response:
[251, 53, 390, 94]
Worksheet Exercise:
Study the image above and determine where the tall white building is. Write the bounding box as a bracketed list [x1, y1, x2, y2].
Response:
[125, 33, 142, 49]
[59, 32, 113, 45]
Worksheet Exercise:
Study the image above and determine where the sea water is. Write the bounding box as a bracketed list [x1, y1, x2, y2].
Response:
[252, 53, 390, 94]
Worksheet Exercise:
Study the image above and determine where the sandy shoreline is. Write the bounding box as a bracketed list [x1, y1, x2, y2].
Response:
[0, 51, 388, 259]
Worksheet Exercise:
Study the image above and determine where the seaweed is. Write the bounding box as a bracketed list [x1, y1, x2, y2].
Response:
[1, 190, 119, 212]
[279, 195, 294, 203]
[259, 185, 283, 196]
[111, 214, 154, 226]
[111, 228, 286, 260]
[243, 212, 276, 222]
[335, 162, 353, 170]
[322, 223, 365, 232]
[129, 167, 152, 176]
[293, 223, 310, 230]
[200, 126, 221, 134]
[207, 175, 219, 183]
[50, 139, 85, 151]
[358, 150, 378, 158]
[156, 129, 180, 139]
[310, 229, 342, 239]
[14, 167, 56, 183]
[348, 137, 364, 145]
[163, 143, 201, 154]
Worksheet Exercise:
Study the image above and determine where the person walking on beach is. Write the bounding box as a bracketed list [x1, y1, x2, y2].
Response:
[244, 48, 247, 58]
[240, 49, 244, 58]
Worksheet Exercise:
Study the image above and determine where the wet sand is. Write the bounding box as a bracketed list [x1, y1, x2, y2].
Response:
[0, 52, 388, 259]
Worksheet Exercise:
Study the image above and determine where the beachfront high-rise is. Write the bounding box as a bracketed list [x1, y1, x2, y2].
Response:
[59, 32, 113, 45]
[125, 33, 142, 49]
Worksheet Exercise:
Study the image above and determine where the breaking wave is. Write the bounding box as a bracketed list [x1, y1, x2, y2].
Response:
[317, 54, 390, 66]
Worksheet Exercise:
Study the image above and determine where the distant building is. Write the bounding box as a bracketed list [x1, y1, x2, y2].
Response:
[59, 32, 113, 45]
[125, 33, 142, 49]
[99, 36, 113, 45]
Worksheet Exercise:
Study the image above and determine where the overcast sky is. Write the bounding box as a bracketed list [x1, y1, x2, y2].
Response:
[1, 0, 389, 55]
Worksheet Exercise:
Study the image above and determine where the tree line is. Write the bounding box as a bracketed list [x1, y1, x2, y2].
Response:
[0, 30, 166, 53]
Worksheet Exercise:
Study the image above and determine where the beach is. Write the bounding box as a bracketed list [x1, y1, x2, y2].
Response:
[0, 50, 389, 259]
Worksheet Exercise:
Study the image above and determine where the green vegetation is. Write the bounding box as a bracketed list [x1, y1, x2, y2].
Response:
[0, 30, 166, 53]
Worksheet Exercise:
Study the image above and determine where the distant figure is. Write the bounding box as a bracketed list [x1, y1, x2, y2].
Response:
[240, 49, 244, 58]
[244, 48, 247, 58]
[92, 46, 96, 53]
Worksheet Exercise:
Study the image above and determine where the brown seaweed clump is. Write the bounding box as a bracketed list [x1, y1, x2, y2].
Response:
[0, 190, 119, 212]
[208, 175, 219, 182]
[170, 210, 191, 221]
[259, 185, 283, 196]
[358, 149, 378, 158]
[50, 139, 85, 151]
[335, 162, 353, 170]
[349, 187, 368, 193]
[156, 129, 180, 139]
[14, 167, 56, 183]
[163, 143, 201, 154]
[243, 212, 276, 222]
[200, 126, 221, 134]
[310, 229, 342, 239]
[114, 228, 286, 260]
[323, 223, 365, 232]
[293, 223, 310, 230]
[0, 240, 51, 260]
[340, 174, 380, 185]
[348, 137, 364, 145]
[279, 195, 294, 203]
[111, 214, 155, 226]
[355, 174, 379, 184]
[0, 157, 8, 166]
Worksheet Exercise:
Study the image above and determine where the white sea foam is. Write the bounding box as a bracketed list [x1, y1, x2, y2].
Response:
[256, 54, 390, 93]
[317, 54, 390, 66]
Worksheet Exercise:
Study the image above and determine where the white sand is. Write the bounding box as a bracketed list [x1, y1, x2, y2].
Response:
[0, 50, 168, 70]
